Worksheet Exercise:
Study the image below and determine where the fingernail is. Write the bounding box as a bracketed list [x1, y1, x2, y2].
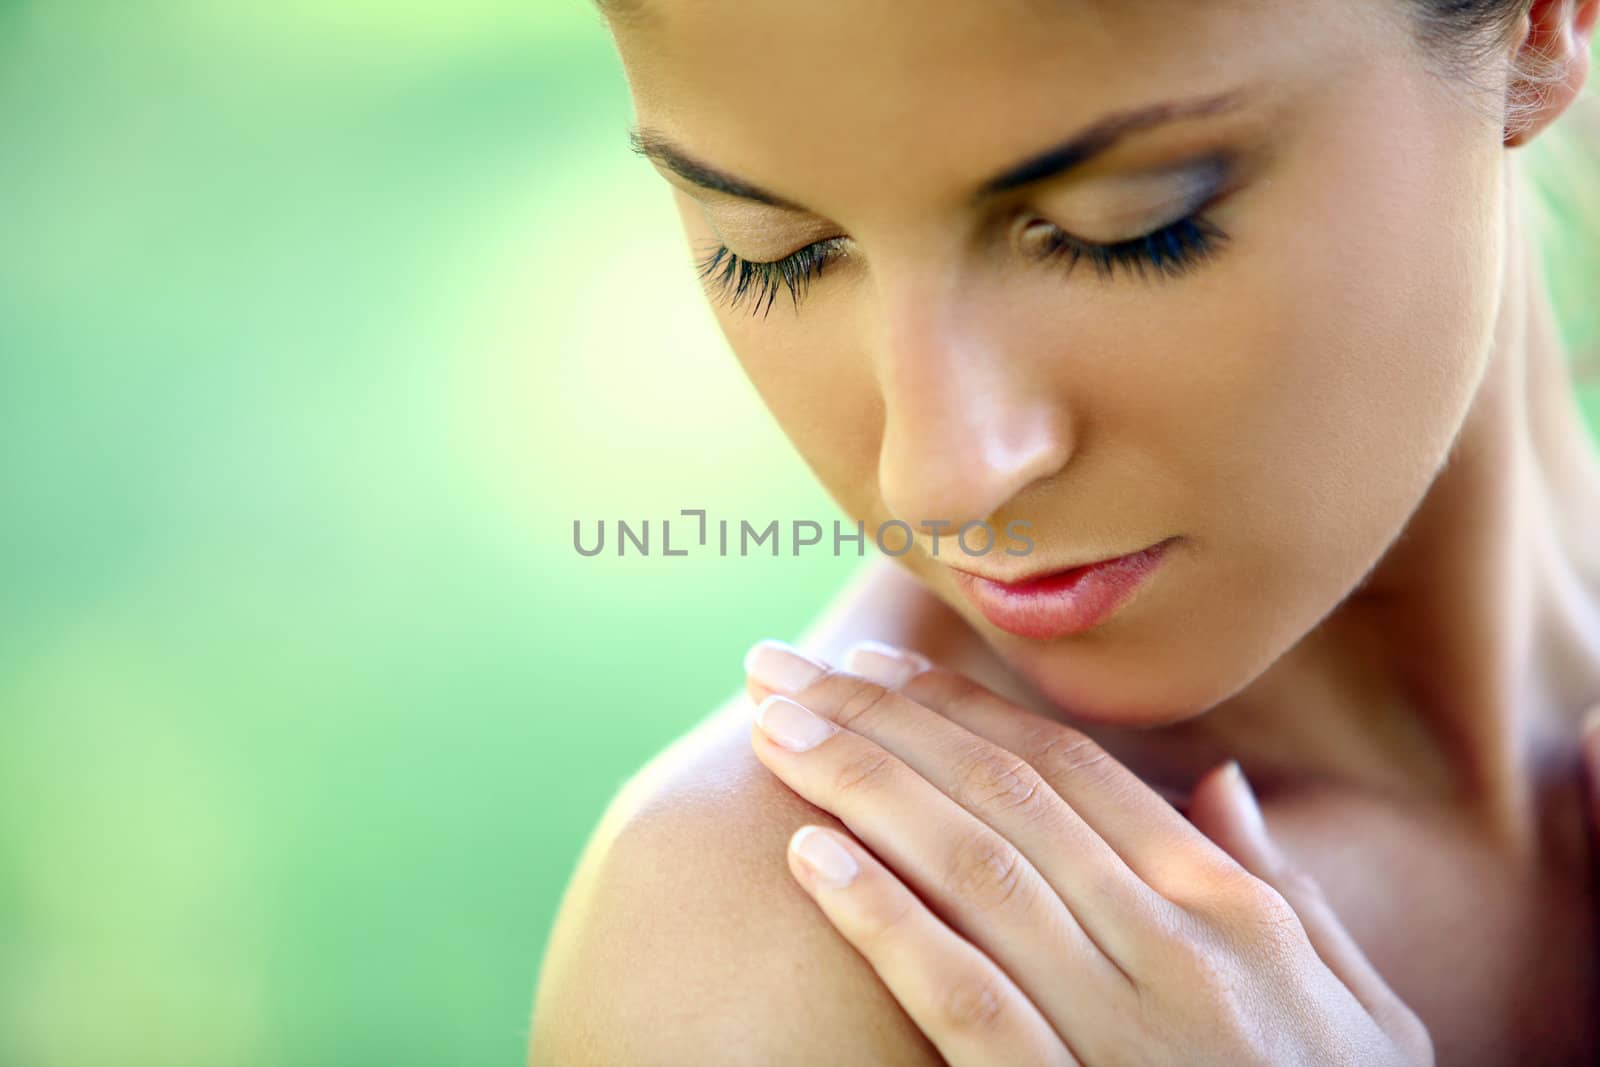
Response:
[744, 639, 829, 693]
[1224, 759, 1271, 847]
[754, 693, 838, 752]
[790, 826, 859, 888]
[843, 640, 932, 689]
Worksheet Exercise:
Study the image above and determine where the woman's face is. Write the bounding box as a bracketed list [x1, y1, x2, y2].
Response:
[608, 0, 1510, 725]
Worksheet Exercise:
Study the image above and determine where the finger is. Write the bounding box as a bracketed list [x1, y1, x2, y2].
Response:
[846, 637, 1194, 814]
[786, 824, 1080, 1067]
[748, 692, 1133, 1040]
[845, 640, 1194, 813]
[843, 639, 1238, 899]
[1185, 760, 1420, 1041]
[746, 640, 1169, 974]
[843, 639, 934, 690]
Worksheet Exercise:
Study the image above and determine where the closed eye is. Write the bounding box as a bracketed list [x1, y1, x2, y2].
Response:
[692, 212, 1229, 318]
[1023, 213, 1229, 283]
[692, 236, 850, 318]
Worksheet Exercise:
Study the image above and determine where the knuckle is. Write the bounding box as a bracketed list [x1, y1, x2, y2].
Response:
[1246, 889, 1307, 950]
[831, 747, 897, 798]
[900, 667, 987, 713]
[828, 674, 895, 730]
[1236, 872, 1298, 921]
[851, 882, 917, 948]
[950, 744, 1054, 825]
[1207, 872, 1309, 958]
[1026, 726, 1112, 785]
[936, 972, 1008, 1035]
[1183, 863, 1300, 928]
[942, 829, 1033, 914]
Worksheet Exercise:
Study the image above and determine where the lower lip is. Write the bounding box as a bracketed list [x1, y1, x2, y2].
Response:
[952, 538, 1175, 640]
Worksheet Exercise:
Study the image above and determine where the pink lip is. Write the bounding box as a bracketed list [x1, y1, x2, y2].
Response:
[951, 537, 1176, 640]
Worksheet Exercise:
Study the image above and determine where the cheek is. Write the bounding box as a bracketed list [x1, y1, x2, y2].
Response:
[1095, 76, 1506, 588]
[1220, 101, 1504, 581]
[709, 291, 887, 519]
[667, 193, 886, 514]
[744, 324, 885, 516]
[1016, 85, 1506, 721]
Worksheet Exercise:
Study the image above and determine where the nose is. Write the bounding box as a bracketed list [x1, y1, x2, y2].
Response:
[874, 282, 1076, 535]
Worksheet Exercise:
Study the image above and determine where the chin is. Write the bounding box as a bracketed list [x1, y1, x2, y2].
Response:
[999, 634, 1256, 731]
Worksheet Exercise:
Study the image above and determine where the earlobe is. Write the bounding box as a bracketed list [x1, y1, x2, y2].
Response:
[1503, 0, 1598, 147]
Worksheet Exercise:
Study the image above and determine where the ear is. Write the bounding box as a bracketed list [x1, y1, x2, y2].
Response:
[1504, 0, 1599, 146]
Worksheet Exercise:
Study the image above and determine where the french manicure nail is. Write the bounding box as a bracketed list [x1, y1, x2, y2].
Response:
[1225, 759, 1271, 846]
[843, 640, 932, 689]
[744, 638, 829, 693]
[754, 693, 838, 751]
[790, 826, 859, 888]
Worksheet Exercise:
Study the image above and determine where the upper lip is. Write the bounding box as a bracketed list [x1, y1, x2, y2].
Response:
[949, 537, 1173, 587]
[951, 554, 1127, 588]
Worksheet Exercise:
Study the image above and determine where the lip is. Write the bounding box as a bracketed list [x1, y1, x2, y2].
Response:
[950, 537, 1177, 640]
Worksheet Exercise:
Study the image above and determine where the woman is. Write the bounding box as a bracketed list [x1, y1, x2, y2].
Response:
[532, 1, 1600, 1063]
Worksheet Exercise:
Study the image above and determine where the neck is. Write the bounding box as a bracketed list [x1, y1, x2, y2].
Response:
[1173, 154, 1600, 839]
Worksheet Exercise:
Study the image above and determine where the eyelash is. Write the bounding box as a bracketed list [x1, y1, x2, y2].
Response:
[693, 237, 850, 318]
[1029, 214, 1229, 284]
[692, 214, 1229, 318]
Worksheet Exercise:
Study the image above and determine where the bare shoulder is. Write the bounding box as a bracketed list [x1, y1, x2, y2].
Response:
[527, 689, 943, 1067]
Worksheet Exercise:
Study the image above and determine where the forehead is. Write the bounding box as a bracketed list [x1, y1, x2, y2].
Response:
[609, 0, 1392, 213]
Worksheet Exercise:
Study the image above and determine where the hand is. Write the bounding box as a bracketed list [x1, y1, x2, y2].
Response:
[741, 638, 1433, 1067]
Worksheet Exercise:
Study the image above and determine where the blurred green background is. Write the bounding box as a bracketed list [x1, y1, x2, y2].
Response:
[0, 6, 1595, 1066]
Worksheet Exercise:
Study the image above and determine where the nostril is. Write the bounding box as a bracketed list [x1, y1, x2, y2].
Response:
[877, 401, 1074, 536]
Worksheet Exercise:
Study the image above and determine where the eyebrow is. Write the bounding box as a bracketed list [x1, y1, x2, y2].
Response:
[628, 88, 1246, 212]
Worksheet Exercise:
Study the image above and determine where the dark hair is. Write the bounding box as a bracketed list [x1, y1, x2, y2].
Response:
[1402, 1, 1598, 376]
[1402, 0, 1580, 136]
[1407, 0, 1531, 53]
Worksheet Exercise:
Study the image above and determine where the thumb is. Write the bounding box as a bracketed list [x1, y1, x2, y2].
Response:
[1187, 760, 1425, 1049]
